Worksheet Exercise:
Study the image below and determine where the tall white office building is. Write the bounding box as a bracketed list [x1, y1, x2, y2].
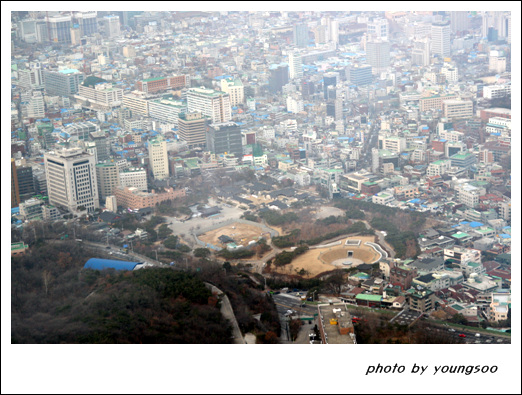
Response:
[104, 15, 121, 38]
[431, 22, 451, 58]
[26, 91, 46, 118]
[288, 52, 303, 80]
[44, 147, 99, 214]
[367, 18, 389, 41]
[187, 87, 231, 124]
[330, 20, 339, 44]
[148, 136, 169, 180]
[365, 39, 390, 75]
[450, 11, 469, 34]
[412, 39, 431, 66]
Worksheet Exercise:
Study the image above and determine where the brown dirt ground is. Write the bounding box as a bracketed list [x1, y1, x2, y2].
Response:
[198, 222, 272, 247]
[271, 236, 379, 278]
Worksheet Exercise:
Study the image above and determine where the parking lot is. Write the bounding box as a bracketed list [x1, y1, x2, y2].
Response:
[390, 309, 423, 326]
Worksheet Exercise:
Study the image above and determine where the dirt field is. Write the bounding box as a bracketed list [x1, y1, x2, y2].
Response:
[197, 222, 272, 247]
[271, 236, 379, 278]
[313, 206, 345, 219]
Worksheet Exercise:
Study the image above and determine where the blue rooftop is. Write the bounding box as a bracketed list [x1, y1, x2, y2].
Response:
[468, 221, 483, 228]
[84, 258, 142, 271]
[58, 69, 79, 74]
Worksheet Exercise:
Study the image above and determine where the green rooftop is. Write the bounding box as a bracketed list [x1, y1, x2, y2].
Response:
[356, 294, 382, 302]
[451, 152, 473, 160]
[142, 76, 167, 82]
[11, 242, 28, 251]
[452, 232, 470, 239]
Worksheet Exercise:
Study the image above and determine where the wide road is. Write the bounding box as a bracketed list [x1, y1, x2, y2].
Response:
[272, 293, 317, 318]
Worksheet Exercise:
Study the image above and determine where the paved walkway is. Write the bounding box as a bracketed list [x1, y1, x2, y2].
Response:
[205, 283, 245, 344]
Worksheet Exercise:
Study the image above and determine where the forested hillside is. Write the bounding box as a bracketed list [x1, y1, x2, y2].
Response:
[11, 242, 232, 344]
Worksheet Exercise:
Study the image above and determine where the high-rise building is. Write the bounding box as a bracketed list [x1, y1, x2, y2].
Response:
[348, 65, 373, 86]
[11, 159, 20, 208]
[411, 39, 431, 66]
[18, 19, 37, 43]
[89, 131, 110, 162]
[104, 15, 121, 38]
[22, 64, 46, 89]
[70, 24, 81, 45]
[288, 52, 303, 80]
[95, 162, 120, 202]
[443, 100, 474, 120]
[148, 96, 187, 126]
[482, 11, 509, 40]
[489, 50, 507, 73]
[16, 165, 35, 202]
[44, 147, 99, 214]
[450, 11, 469, 34]
[35, 21, 48, 43]
[323, 72, 339, 99]
[187, 87, 231, 124]
[48, 15, 72, 43]
[365, 40, 391, 74]
[268, 64, 289, 94]
[148, 136, 169, 180]
[26, 91, 45, 119]
[504, 13, 511, 43]
[294, 23, 309, 48]
[326, 98, 343, 121]
[431, 22, 451, 58]
[367, 18, 389, 41]
[312, 25, 328, 44]
[43, 69, 84, 96]
[441, 64, 458, 83]
[74, 11, 98, 36]
[119, 167, 148, 192]
[330, 20, 339, 44]
[220, 78, 244, 106]
[177, 112, 208, 149]
[206, 122, 243, 157]
[78, 82, 124, 109]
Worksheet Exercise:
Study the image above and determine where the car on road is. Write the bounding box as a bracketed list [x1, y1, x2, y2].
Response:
[106, 246, 111, 249]
[459, 334, 466, 338]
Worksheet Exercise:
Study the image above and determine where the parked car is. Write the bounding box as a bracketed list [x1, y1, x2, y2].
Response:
[459, 334, 466, 338]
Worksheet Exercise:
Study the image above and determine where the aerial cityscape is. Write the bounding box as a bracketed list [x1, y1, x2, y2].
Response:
[9, 8, 515, 350]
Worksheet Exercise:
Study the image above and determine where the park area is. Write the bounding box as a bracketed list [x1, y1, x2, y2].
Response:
[197, 221, 273, 248]
[271, 236, 381, 278]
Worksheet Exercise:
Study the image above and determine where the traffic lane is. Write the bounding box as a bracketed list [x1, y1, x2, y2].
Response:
[272, 295, 317, 317]
[427, 326, 510, 344]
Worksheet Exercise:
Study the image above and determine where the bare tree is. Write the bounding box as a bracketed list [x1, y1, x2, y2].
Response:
[42, 270, 52, 296]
